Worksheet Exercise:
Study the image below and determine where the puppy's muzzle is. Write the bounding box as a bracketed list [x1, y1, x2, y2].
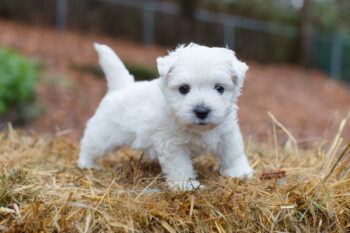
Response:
[193, 105, 211, 120]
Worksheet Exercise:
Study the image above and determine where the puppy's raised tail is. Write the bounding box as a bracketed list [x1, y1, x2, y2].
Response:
[94, 43, 134, 91]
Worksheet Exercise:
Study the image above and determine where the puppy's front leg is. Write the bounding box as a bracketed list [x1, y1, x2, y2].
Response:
[157, 149, 201, 191]
[218, 124, 254, 178]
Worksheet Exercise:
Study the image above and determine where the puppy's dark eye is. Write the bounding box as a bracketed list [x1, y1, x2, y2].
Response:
[214, 84, 224, 94]
[179, 85, 190, 95]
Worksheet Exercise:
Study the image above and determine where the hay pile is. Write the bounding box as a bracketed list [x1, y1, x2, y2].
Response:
[1, 120, 350, 232]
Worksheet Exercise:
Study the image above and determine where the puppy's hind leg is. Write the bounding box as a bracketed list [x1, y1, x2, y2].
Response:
[78, 118, 124, 169]
[78, 133, 106, 169]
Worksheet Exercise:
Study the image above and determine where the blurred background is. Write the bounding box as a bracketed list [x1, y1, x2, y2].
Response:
[0, 0, 349, 146]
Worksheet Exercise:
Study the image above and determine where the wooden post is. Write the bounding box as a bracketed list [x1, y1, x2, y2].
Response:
[56, 0, 67, 31]
[143, 0, 155, 45]
[224, 24, 235, 49]
[298, 0, 312, 66]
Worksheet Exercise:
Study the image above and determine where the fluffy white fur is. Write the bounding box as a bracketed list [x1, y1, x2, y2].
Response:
[78, 43, 254, 190]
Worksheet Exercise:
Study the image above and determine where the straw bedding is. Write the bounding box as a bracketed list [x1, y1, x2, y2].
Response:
[0, 120, 350, 232]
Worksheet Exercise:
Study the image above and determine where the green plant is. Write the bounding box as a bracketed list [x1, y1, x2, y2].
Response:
[0, 48, 40, 114]
[70, 63, 158, 81]
[125, 63, 158, 81]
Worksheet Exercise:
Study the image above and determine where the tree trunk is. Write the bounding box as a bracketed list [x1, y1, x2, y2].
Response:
[298, 0, 312, 66]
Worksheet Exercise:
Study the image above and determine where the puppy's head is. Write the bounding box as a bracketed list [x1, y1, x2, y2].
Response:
[157, 43, 248, 130]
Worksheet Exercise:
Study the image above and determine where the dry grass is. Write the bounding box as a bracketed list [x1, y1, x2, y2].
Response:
[1, 120, 350, 233]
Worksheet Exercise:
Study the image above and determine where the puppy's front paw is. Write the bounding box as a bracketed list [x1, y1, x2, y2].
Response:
[167, 179, 204, 191]
[78, 160, 101, 170]
[221, 165, 254, 178]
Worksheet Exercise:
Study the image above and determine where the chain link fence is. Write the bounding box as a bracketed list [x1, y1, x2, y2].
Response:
[55, 0, 350, 82]
[0, 0, 348, 81]
[310, 33, 350, 81]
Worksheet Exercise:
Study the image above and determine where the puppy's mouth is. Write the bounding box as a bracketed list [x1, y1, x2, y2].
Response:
[188, 120, 216, 131]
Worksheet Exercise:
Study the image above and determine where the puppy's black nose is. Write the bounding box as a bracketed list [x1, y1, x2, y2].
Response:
[193, 105, 211, 120]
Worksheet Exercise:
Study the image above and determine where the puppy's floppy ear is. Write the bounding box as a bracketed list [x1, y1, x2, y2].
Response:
[156, 56, 174, 78]
[229, 50, 249, 89]
[157, 44, 186, 78]
[221, 48, 248, 101]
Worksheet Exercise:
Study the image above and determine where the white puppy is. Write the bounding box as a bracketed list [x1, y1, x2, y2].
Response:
[78, 43, 254, 190]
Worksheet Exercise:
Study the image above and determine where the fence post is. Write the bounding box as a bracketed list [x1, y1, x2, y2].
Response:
[56, 0, 67, 31]
[143, 0, 155, 45]
[224, 24, 235, 49]
[330, 35, 342, 80]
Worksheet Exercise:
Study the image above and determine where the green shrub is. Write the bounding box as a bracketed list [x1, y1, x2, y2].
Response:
[70, 63, 158, 81]
[125, 64, 158, 81]
[0, 48, 39, 114]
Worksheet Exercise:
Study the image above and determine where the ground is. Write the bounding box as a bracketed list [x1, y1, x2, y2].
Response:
[0, 19, 349, 146]
[0, 125, 349, 232]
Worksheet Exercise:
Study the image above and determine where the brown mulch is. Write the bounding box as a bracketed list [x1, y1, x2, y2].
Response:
[0, 19, 349, 145]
